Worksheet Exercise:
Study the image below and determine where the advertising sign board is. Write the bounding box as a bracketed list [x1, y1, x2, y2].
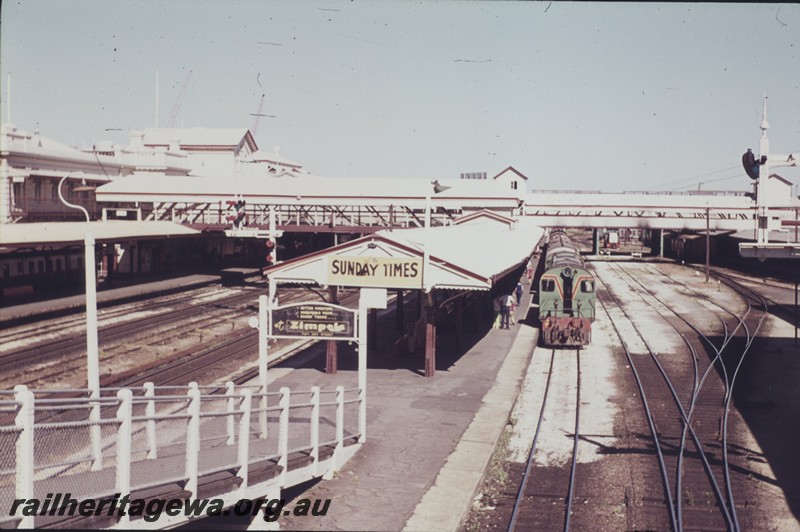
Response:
[269, 302, 357, 340]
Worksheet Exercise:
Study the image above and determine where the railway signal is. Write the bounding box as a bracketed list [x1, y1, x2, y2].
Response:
[741, 148, 765, 180]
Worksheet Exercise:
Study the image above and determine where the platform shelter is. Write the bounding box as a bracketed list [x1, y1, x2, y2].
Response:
[261, 212, 544, 378]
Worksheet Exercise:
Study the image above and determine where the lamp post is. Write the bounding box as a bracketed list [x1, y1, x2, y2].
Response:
[57, 174, 102, 470]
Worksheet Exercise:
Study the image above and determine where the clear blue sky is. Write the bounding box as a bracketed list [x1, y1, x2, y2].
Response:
[2, 1, 798, 192]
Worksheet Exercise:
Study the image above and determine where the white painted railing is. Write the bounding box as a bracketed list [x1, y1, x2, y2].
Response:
[0, 382, 363, 529]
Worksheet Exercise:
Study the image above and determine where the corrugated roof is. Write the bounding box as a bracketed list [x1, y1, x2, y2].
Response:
[251, 147, 301, 168]
[377, 218, 541, 284]
[96, 174, 520, 203]
[264, 217, 543, 291]
[142, 128, 251, 148]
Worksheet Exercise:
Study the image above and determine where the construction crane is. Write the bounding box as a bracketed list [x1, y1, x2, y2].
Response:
[165, 70, 193, 128]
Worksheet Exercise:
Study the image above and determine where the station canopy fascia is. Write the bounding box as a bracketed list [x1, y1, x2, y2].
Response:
[264, 217, 544, 292]
[0, 220, 200, 251]
[95, 174, 522, 209]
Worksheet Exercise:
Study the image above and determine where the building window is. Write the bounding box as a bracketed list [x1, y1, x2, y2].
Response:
[12, 182, 23, 209]
[28, 262, 35, 275]
[37, 260, 45, 273]
[17, 261, 23, 275]
[34, 182, 42, 201]
[511, 181, 518, 190]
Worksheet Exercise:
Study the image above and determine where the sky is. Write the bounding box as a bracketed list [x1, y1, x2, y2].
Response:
[1, 1, 798, 192]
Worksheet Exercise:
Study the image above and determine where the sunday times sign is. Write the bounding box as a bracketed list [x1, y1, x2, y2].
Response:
[327, 256, 423, 289]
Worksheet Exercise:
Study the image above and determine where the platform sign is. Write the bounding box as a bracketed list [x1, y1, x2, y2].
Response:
[327, 256, 423, 289]
[269, 302, 357, 340]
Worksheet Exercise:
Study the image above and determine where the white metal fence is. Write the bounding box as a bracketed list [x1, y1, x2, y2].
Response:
[0, 382, 363, 528]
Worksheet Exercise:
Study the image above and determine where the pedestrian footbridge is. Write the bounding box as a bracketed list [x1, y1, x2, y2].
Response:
[0, 382, 362, 529]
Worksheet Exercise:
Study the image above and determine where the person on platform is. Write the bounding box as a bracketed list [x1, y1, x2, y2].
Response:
[500, 293, 514, 329]
[492, 296, 502, 329]
[515, 282, 523, 305]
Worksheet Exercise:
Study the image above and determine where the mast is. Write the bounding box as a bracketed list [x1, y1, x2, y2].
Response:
[155, 70, 160, 127]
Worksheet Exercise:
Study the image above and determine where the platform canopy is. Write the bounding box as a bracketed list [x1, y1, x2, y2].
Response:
[0, 220, 200, 251]
[264, 214, 543, 292]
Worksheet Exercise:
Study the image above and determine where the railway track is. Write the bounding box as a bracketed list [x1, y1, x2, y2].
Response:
[104, 288, 364, 389]
[0, 289, 262, 387]
[508, 348, 581, 531]
[595, 262, 768, 531]
[0, 284, 362, 390]
[0, 283, 230, 341]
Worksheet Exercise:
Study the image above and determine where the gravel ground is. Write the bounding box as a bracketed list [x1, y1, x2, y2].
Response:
[464, 260, 800, 531]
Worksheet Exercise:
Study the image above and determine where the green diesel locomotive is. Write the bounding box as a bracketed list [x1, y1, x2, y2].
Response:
[538, 229, 596, 346]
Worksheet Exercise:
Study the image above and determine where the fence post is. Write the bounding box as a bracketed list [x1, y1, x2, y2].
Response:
[310, 386, 320, 476]
[358, 385, 366, 443]
[115, 389, 133, 527]
[144, 382, 157, 459]
[259, 294, 269, 439]
[335, 385, 344, 470]
[226, 381, 236, 446]
[14, 385, 34, 529]
[237, 389, 252, 492]
[336, 385, 344, 448]
[278, 387, 289, 485]
[90, 390, 103, 471]
[185, 382, 201, 497]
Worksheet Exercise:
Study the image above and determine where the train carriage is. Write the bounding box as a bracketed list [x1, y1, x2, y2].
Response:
[538, 229, 596, 346]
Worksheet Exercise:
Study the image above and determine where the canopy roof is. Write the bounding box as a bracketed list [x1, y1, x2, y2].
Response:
[265, 216, 543, 292]
[0, 221, 199, 251]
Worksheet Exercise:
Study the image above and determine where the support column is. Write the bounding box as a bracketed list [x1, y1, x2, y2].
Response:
[0, 163, 10, 224]
[326, 286, 339, 374]
[592, 229, 600, 255]
[705, 207, 711, 283]
[326, 341, 338, 374]
[658, 229, 664, 258]
[395, 290, 405, 331]
[424, 294, 436, 378]
[455, 296, 463, 351]
[794, 278, 798, 347]
[369, 309, 378, 349]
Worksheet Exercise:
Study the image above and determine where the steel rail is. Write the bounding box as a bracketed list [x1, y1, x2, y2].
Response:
[640, 263, 771, 531]
[608, 268, 733, 529]
[608, 263, 734, 530]
[507, 349, 555, 532]
[594, 284, 678, 531]
[563, 348, 581, 531]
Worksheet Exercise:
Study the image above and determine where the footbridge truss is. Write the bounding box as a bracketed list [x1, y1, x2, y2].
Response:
[524, 190, 796, 231]
[95, 174, 799, 234]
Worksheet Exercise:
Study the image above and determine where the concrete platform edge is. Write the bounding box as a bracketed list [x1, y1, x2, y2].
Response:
[403, 322, 538, 532]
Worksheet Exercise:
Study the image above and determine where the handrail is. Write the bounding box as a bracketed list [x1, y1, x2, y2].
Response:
[1, 381, 364, 530]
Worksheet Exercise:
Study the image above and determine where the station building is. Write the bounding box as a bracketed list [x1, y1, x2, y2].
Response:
[0, 123, 313, 298]
[0, 122, 529, 301]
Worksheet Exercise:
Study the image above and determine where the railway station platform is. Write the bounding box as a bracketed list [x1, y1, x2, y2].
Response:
[236, 276, 539, 531]
[0, 274, 221, 325]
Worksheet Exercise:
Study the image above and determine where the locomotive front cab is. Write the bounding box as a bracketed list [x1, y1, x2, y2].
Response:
[539, 265, 595, 346]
